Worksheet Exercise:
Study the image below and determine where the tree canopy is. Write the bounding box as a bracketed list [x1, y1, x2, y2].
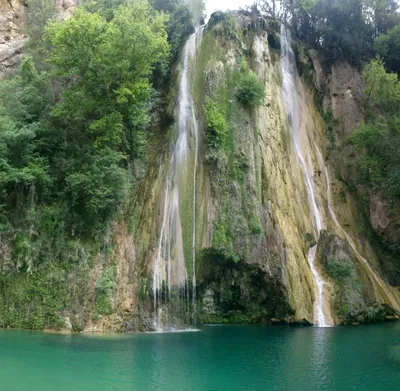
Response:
[259, 0, 400, 66]
[0, 0, 193, 273]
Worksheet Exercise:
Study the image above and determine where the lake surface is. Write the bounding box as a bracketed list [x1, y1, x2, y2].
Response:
[1, 323, 399, 390]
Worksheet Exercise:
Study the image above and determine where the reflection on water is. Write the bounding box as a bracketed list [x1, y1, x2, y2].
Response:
[0, 323, 399, 391]
[310, 328, 333, 388]
[281, 327, 333, 389]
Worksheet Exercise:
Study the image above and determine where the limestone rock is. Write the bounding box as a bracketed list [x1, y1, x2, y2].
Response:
[64, 316, 73, 331]
[317, 233, 367, 320]
[324, 61, 364, 138]
[369, 192, 400, 245]
[202, 288, 216, 315]
[0, 0, 77, 76]
[0, 0, 25, 74]
[309, 49, 324, 92]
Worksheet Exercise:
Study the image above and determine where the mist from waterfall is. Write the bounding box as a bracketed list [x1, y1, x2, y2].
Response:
[280, 25, 331, 327]
[152, 29, 202, 331]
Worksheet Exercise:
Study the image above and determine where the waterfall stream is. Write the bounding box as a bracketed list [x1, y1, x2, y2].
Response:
[152, 30, 202, 330]
[280, 26, 331, 327]
[315, 146, 400, 312]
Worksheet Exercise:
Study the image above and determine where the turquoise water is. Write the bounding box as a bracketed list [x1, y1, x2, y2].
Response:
[1, 323, 399, 390]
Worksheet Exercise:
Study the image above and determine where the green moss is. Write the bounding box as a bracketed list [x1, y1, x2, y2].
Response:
[231, 153, 249, 181]
[322, 110, 338, 145]
[212, 213, 240, 262]
[249, 217, 262, 235]
[0, 262, 91, 331]
[204, 97, 229, 167]
[197, 248, 292, 324]
[267, 32, 281, 52]
[138, 277, 148, 300]
[95, 263, 116, 316]
[304, 232, 317, 247]
[192, 30, 225, 114]
[340, 303, 398, 324]
[338, 190, 347, 203]
[199, 310, 266, 324]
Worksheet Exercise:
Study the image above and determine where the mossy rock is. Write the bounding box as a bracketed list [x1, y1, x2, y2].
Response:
[267, 32, 280, 51]
[317, 231, 366, 322]
[341, 303, 399, 325]
[196, 248, 293, 324]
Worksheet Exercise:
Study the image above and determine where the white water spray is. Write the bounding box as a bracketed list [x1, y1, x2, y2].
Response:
[152, 30, 202, 330]
[280, 25, 331, 327]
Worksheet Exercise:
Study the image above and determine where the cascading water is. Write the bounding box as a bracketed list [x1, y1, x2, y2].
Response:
[280, 25, 331, 327]
[315, 146, 400, 312]
[152, 29, 202, 331]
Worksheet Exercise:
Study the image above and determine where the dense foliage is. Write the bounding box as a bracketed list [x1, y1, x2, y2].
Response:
[151, 0, 196, 61]
[0, 0, 198, 278]
[374, 25, 400, 74]
[235, 71, 265, 106]
[351, 59, 400, 199]
[204, 98, 229, 162]
[259, 0, 400, 66]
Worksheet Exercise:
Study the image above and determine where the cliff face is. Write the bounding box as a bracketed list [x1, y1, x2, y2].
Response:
[0, 0, 25, 74]
[313, 47, 400, 286]
[0, 10, 399, 332]
[0, 0, 76, 75]
[101, 12, 398, 330]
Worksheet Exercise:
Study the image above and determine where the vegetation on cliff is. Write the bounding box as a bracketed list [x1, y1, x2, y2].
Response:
[260, 0, 400, 285]
[0, 0, 195, 330]
[351, 58, 400, 200]
[260, 0, 400, 67]
[1, 0, 399, 330]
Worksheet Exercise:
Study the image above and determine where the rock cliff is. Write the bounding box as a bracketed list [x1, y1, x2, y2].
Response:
[0, 0, 76, 75]
[99, 11, 399, 330]
[0, 9, 399, 332]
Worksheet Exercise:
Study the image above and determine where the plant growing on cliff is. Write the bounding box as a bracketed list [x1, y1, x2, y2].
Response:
[95, 263, 116, 316]
[374, 25, 400, 74]
[212, 215, 240, 263]
[351, 59, 400, 198]
[235, 62, 265, 107]
[363, 58, 400, 114]
[204, 98, 229, 163]
[41, 2, 170, 232]
[24, 0, 58, 64]
[326, 259, 354, 284]
[0, 1, 171, 280]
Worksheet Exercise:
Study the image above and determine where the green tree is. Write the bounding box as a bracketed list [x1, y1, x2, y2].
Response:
[363, 58, 400, 114]
[167, 4, 195, 61]
[374, 25, 400, 74]
[45, 5, 169, 154]
[42, 2, 170, 231]
[0, 57, 52, 214]
[351, 59, 400, 197]
[24, 0, 58, 66]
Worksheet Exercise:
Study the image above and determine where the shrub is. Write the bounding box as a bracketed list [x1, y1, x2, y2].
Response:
[326, 259, 353, 284]
[204, 98, 229, 151]
[95, 264, 116, 315]
[235, 71, 265, 107]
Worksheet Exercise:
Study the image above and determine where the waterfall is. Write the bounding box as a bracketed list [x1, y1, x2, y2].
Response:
[280, 25, 331, 327]
[152, 30, 202, 331]
[315, 146, 400, 312]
